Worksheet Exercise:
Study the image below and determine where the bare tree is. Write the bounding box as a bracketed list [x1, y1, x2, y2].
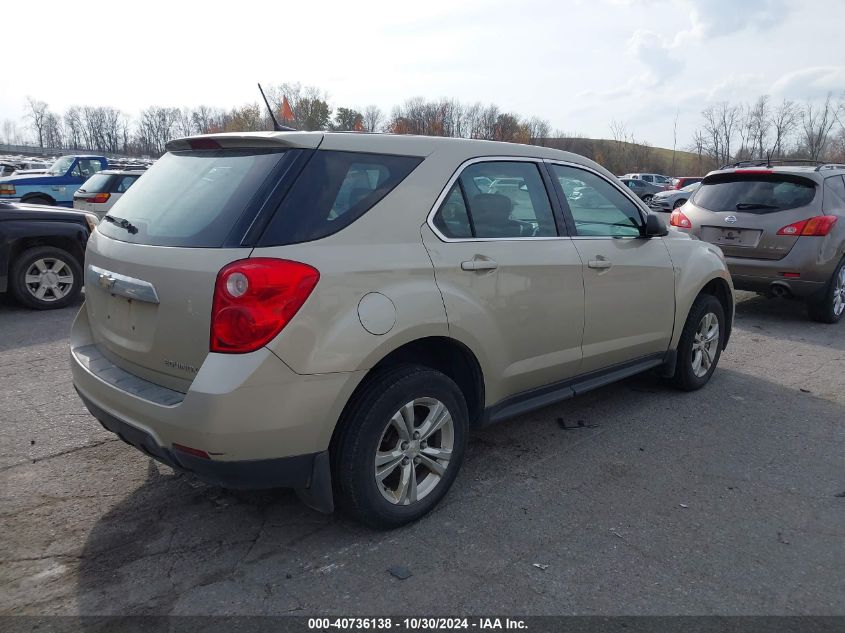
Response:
[24, 97, 49, 147]
[671, 110, 679, 176]
[748, 95, 771, 158]
[800, 94, 838, 160]
[771, 99, 798, 158]
[363, 105, 384, 133]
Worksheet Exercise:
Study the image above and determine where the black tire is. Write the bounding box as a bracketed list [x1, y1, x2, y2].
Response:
[331, 364, 468, 529]
[23, 196, 53, 206]
[673, 198, 687, 209]
[670, 294, 725, 391]
[10, 246, 83, 310]
[806, 258, 845, 324]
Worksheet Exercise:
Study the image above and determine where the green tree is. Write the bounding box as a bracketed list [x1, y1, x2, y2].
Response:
[332, 107, 364, 131]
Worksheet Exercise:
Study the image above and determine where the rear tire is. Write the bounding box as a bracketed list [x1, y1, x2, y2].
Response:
[806, 258, 845, 324]
[670, 294, 725, 391]
[10, 246, 83, 310]
[331, 364, 468, 529]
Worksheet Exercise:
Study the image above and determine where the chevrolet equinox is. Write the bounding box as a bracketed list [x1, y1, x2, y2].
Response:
[70, 132, 734, 528]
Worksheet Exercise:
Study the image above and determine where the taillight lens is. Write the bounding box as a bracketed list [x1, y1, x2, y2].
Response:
[88, 192, 111, 204]
[210, 258, 320, 354]
[776, 215, 838, 237]
[669, 208, 692, 229]
[0, 184, 15, 195]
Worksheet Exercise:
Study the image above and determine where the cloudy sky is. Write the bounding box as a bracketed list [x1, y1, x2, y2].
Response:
[3, 0, 843, 148]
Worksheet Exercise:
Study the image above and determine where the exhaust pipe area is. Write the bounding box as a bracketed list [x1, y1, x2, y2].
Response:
[769, 282, 793, 298]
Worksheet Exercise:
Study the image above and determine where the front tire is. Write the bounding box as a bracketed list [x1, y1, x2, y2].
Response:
[806, 258, 845, 324]
[671, 294, 725, 391]
[10, 246, 83, 310]
[642, 194, 654, 203]
[331, 364, 468, 529]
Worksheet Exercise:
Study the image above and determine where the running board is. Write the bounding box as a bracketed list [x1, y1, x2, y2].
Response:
[481, 353, 667, 426]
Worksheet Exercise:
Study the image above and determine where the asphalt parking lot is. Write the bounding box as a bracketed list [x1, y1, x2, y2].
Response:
[1, 292, 844, 616]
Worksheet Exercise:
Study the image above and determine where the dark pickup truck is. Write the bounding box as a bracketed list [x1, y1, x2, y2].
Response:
[0, 201, 96, 309]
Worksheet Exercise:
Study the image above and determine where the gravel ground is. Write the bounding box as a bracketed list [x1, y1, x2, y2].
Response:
[1, 292, 843, 616]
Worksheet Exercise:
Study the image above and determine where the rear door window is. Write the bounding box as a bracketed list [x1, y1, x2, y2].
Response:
[97, 149, 290, 247]
[79, 173, 113, 193]
[692, 173, 818, 213]
[259, 151, 421, 246]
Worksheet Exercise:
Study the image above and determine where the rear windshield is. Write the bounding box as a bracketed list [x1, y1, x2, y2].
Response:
[78, 173, 113, 193]
[259, 150, 422, 246]
[97, 149, 287, 247]
[692, 173, 817, 213]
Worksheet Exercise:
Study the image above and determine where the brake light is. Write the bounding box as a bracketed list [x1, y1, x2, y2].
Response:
[189, 138, 222, 150]
[734, 169, 773, 174]
[669, 208, 692, 229]
[88, 192, 111, 204]
[0, 184, 15, 195]
[776, 215, 838, 237]
[210, 258, 319, 353]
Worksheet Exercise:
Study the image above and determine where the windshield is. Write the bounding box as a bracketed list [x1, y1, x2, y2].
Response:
[47, 156, 74, 175]
[97, 149, 288, 247]
[692, 173, 817, 213]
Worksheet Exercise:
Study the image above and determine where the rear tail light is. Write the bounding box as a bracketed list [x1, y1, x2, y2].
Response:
[86, 192, 111, 204]
[210, 258, 319, 354]
[776, 215, 838, 237]
[0, 184, 15, 195]
[669, 208, 692, 229]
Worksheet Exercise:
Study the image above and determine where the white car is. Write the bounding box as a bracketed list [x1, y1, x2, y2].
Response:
[72, 169, 144, 218]
[621, 173, 672, 188]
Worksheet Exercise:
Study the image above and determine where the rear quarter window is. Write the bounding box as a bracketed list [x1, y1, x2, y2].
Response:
[692, 173, 818, 213]
[258, 151, 422, 246]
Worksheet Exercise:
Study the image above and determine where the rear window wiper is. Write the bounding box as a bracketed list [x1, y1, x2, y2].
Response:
[735, 202, 780, 210]
[103, 214, 139, 234]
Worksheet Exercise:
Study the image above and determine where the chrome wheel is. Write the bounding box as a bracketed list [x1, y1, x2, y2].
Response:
[691, 312, 719, 378]
[24, 258, 75, 302]
[375, 397, 454, 506]
[833, 266, 845, 317]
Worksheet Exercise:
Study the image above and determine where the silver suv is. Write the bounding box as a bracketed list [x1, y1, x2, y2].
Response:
[673, 161, 845, 322]
[70, 132, 733, 527]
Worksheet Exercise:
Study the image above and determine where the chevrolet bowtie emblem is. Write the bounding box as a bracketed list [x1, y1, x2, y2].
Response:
[98, 273, 116, 290]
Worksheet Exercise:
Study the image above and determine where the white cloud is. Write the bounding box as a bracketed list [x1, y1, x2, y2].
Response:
[771, 66, 845, 100]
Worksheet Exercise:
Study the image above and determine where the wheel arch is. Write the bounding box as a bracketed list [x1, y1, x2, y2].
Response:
[20, 192, 57, 206]
[692, 276, 734, 349]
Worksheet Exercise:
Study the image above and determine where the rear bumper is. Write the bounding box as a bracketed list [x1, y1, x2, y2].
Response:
[70, 305, 366, 468]
[724, 238, 841, 298]
[78, 389, 321, 490]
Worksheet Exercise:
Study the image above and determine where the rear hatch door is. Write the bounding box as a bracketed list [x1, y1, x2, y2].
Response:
[84, 138, 317, 391]
[688, 171, 820, 260]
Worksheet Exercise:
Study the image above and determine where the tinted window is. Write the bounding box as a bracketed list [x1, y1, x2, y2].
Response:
[79, 173, 113, 193]
[433, 183, 473, 238]
[824, 175, 845, 210]
[98, 149, 288, 247]
[116, 175, 139, 193]
[78, 159, 102, 178]
[692, 173, 817, 213]
[261, 151, 421, 246]
[457, 161, 556, 238]
[552, 164, 643, 237]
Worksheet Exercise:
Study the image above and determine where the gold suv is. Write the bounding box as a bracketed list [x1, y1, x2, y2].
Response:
[70, 132, 733, 527]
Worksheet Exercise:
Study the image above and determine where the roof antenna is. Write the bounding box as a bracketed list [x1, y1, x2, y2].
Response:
[258, 83, 295, 132]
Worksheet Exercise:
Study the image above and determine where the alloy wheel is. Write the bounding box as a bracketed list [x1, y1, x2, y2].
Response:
[833, 266, 845, 317]
[691, 312, 719, 378]
[375, 397, 454, 505]
[24, 258, 75, 302]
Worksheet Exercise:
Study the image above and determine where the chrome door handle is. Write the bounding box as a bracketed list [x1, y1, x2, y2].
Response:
[587, 258, 612, 270]
[461, 258, 498, 271]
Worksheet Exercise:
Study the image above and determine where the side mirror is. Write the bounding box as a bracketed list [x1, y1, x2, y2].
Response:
[643, 213, 669, 237]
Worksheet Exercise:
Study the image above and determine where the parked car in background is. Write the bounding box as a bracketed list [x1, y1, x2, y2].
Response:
[671, 176, 703, 190]
[672, 161, 845, 323]
[0, 162, 18, 178]
[620, 177, 665, 202]
[0, 201, 96, 309]
[73, 169, 144, 219]
[648, 182, 701, 212]
[0, 155, 108, 207]
[621, 173, 672, 188]
[71, 131, 733, 528]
